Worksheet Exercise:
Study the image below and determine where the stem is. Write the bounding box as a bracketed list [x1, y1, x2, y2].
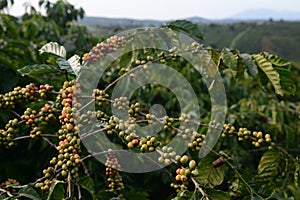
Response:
[42, 136, 57, 148]
[81, 159, 90, 176]
[8, 110, 21, 119]
[77, 185, 82, 200]
[0, 188, 13, 197]
[65, 70, 69, 81]
[80, 127, 107, 140]
[103, 64, 144, 92]
[191, 177, 209, 200]
[13, 134, 58, 141]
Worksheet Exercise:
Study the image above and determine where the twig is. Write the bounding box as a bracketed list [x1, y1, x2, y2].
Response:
[13, 134, 57, 141]
[77, 185, 82, 200]
[0, 188, 13, 197]
[42, 136, 57, 148]
[8, 110, 21, 119]
[191, 177, 209, 200]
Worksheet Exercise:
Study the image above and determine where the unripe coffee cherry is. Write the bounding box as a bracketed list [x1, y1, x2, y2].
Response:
[189, 160, 196, 169]
[191, 169, 199, 177]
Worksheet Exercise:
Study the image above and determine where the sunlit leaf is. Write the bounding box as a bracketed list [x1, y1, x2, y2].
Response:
[253, 54, 283, 95]
[39, 42, 66, 58]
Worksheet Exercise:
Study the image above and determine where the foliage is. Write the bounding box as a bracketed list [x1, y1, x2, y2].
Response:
[0, 3, 299, 200]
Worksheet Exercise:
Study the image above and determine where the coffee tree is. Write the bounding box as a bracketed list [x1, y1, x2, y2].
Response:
[0, 15, 299, 200]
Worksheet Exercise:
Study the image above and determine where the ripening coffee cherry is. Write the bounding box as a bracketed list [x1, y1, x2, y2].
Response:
[175, 174, 181, 181]
[127, 142, 134, 149]
[135, 60, 141, 65]
[180, 155, 189, 164]
[180, 175, 187, 182]
[164, 158, 171, 165]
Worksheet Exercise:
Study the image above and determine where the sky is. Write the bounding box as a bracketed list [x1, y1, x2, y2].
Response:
[7, 0, 300, 20]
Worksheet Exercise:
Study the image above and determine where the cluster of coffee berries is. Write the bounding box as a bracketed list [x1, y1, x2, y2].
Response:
[171, 155, 199, 192]
[188, 131, 206, 151]
[21, 108, 38, 127]
[20, 105, 56, 138]
[221, 123, 275, 149]
[105, 150, 124, 193]
[38, 84, 52, 99]
[105, 116, 119, 135]
[112, 96, 129, 111]
[82, 36, 126, 64]
[169, 47, 181, 60]
[221, 123, 235, 136]
[55, 80, 80, 108]
[0, 178, 20, 195]
[38, 103, 57, 123]
[0, 118, 18, 148]
[128, 102, 140, 117]
[162, 116, 175, 130]
[36, 81, 82, 192]
[251, 131, 275, 148]
[0, 83, 38, 110]
[34, 167, 55, 191]
[93, 89, 109, 107]
[138, 136, 160, 152]
[157, 146, 177, 165]
[118, 119, 138, 140]
[186, 42, 203, 54]
[134, 55, 153, 67]
[157, 51, 167, 63]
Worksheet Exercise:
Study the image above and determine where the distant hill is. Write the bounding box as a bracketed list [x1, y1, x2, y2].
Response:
[79, 16, 246, 28]
[79, 17, 164, 27]
[79, 8, 300, 28]
[231, 9, 300, 21]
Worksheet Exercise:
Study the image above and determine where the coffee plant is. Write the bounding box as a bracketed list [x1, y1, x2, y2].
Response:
[0, 4, 299, 199]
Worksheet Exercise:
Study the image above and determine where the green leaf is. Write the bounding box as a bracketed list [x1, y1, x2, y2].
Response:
[287, 185, 300, 200]
[240, 53, 258, 76]
[39, 42, 66, 58]
[18, 185, 41, 200]
[221, 48, 238, 70]
[67, 54, 81, 76]
[206, 188, 230, 200]
[77, 176, 96, 199]
[262, 52, 290, 67]
[119, 51, 134, 68]
[17, 64, 58, 76]
[263, 53, 295, 95]
[207, 49, 221, 67]
[0, 14, 18, 38]
[57, 58, 75, 74]
[255, 149, 285, 183]
[47, 180, 65, 200]
[195, 154, 226, 187]
[166, 20, 204, 40]
[252, 54, 283, 95]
